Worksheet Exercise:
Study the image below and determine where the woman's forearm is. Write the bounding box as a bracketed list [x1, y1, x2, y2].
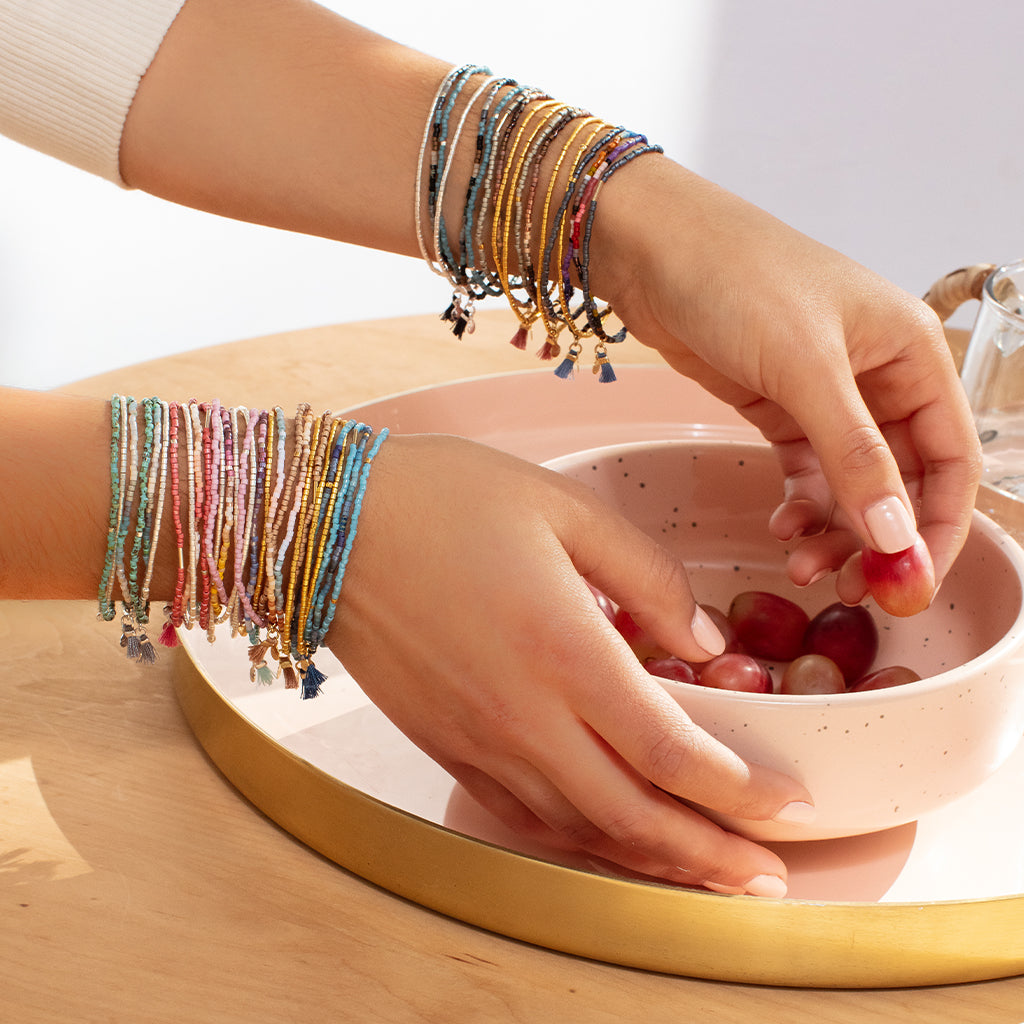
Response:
[120, 0, 451, 257]
[0, 389, 114, 599]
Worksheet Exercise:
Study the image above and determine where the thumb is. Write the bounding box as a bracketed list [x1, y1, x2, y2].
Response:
[558, 497, 726, 663]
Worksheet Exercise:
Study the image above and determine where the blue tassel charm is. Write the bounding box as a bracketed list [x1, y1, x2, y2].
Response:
[553, 341, 582, 380]
[593, 344, 617, 383]
[300, 660, 327, 700]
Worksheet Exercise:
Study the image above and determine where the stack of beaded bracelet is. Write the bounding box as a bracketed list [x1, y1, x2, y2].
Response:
[99, 396, 388, 699]
[416, 65, 663, 381]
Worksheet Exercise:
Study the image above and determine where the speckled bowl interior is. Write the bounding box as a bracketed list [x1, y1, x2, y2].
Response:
[545, 439, 1024, 841]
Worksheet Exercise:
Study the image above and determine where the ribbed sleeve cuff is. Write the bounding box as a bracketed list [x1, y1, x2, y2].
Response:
[0, 0, 186, 185]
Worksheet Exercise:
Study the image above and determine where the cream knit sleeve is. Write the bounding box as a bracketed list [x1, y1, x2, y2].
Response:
[0, 0, 186, 185]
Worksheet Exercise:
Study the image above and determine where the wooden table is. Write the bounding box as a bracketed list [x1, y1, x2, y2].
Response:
[3, 311, 1018, 1022]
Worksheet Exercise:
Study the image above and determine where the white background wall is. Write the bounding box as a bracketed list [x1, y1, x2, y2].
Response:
[1, 0, 1020, 389]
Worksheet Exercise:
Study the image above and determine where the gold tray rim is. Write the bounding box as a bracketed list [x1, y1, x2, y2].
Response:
[174, 649, 1024, 988]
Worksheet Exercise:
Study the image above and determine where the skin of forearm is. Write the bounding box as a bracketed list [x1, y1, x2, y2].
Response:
[120, 0, 451, 258]
[0, 389, 122, 599]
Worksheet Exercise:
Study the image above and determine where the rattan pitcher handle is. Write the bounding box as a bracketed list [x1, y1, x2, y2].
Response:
[922, 263, 996, 323]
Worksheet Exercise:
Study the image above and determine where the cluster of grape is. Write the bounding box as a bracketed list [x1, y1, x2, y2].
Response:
[592, 587, 920, 696]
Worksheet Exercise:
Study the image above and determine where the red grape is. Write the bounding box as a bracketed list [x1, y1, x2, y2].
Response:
[780, 654, 846, 695]
[861, 536, 935, 617]
[800, 602, 878, 683]
[728, 591, 809, 661]
[644, 657, 700, 686]
[850, 665, 922, 692]
[699, 652, 773, 694]
[613, 608, 669, 661]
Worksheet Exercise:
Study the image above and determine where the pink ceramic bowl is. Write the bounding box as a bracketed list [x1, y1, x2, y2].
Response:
[545, 439, 1024, 841]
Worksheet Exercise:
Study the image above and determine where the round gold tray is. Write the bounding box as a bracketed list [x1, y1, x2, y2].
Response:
[174, 366, 1024, 989]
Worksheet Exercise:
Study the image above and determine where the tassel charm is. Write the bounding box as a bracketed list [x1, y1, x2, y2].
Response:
[280, 658, 300, 690]
[138, 631, 158, 664]
[509, 325, 528, 350]
[442, 286, 475, 338]
[248, 638, 275, 685]
[593, 343, 617, 383]
[159, 620, 179, 648]
[536, 336, 561, 361]
[299, 660, 327, 700]
[553, 341, 582, 380]
[120, 613, 143, 660]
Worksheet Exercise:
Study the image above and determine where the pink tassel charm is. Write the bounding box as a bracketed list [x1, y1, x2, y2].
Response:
[536, 336, 561, 361]
[159, 621, 179, 648]
[509, 325, 528, 350]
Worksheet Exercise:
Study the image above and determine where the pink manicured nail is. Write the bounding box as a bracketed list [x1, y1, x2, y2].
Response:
[864, 496, 917, 554]
[691, 605, 726, 656]
[773, 800, 817, 825]
[742, 874, 789, 899]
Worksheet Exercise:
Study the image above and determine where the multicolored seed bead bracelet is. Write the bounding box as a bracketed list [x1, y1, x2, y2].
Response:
[416, 68, 663, 380]
[99, 396, 387, 700]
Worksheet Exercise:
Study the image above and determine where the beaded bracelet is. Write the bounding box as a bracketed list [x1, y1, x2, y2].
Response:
[415, 68, 663, 379]
[100, 397, 387, 700]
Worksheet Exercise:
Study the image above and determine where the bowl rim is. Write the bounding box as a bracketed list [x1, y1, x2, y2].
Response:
[544, 437, 1024, 706]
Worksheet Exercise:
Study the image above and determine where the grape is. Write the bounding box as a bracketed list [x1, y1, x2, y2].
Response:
[699, 652, 773, 694]
[613, 608, 669, 661]
[780, 654, 846, 695]
[861, 536, 935, 617]
[800, 602, 878, 683]
[728, 591, 809, 661]
[586, 581, 616, 625]
[644, 657, 700, 686]
[850, 665, 922, 692]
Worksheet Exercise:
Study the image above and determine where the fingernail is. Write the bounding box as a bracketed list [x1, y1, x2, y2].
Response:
[691, 605, 726, 656]
[797, 569, 830, 589]
[864, 496, 917, 554]
[768, 504, 803, 541]
[773, 800, 817, 825]
[742, 874, 788, 899]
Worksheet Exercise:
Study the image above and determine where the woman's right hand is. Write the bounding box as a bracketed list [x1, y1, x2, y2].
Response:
[328, 433, 813, 897]
[589, 155, 981, 605]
